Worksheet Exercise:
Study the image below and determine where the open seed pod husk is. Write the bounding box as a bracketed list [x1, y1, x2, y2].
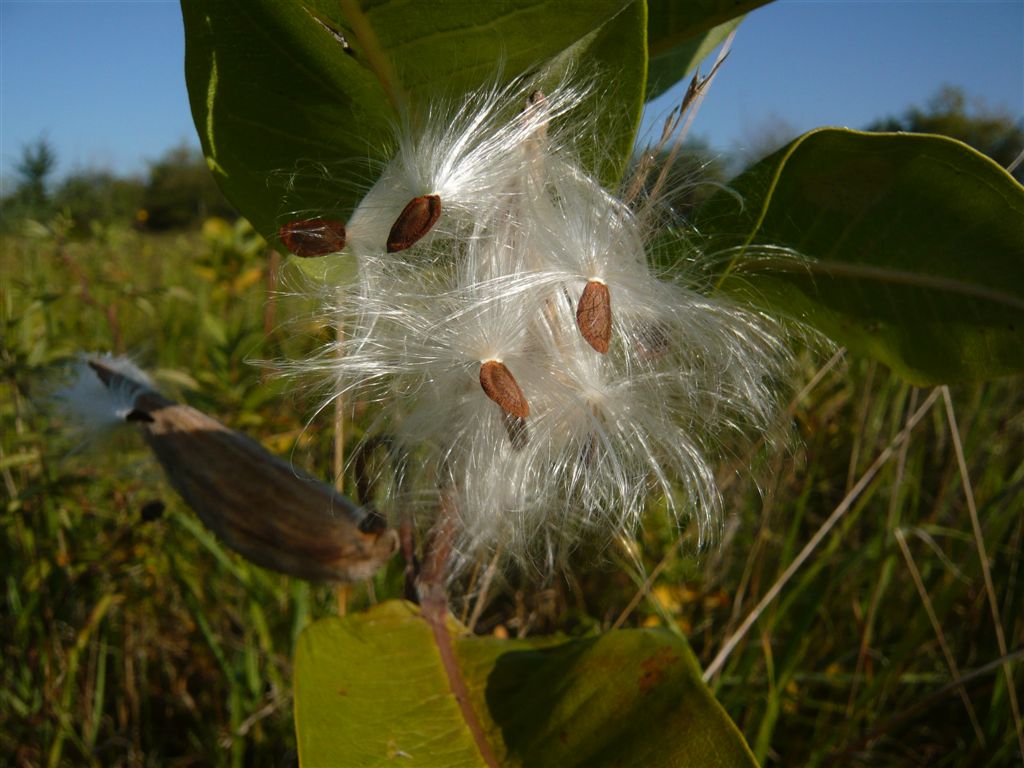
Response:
[88, 359, 398, 582]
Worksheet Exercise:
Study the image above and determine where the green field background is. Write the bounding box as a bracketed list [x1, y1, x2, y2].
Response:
[2, 218, 1021, 766]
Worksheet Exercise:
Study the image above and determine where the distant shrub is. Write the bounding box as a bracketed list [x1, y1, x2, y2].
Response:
[53, 170, 146, 233]
[140, 144, 238, 231]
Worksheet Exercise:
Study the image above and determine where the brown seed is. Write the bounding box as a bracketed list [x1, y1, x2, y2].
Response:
[479, 360, 529, 419]
[636, 324, 671, 361]
[502, 413, 529, 451]
[278, 218, 346, 257]
[387, 194, 441, 253]
[576, 279, 612, 353]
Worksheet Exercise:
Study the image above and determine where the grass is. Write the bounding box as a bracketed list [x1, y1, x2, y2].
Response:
[1, 218, 1021, 766]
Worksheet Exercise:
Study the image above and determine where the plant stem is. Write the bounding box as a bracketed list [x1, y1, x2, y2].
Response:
[417, 489, 501, 768]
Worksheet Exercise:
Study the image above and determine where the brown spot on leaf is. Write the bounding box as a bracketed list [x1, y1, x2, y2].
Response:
[639, 647, 679, 694]
[278, 219, 346, 257]
[576, 279, 611, 353]
[479, 360, 529, 419]
[387, 194, 441, 253]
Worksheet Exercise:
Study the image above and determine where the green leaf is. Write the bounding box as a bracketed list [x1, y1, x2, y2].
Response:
[645, 0, 773, 100]
[694, 128, 1024, 384]
[567, 0, 647, 187]
[294, 602, 487, 767]
[294, 601, 757, 767]
[182, 0, 647, 245]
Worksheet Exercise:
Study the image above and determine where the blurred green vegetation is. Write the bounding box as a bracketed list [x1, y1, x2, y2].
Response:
[2, 215, 1021, 766]
[1, 85, 1021, 766]
[0, 217, 343, 767]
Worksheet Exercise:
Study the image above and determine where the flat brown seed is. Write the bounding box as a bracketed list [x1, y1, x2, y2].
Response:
[636, 324, 671, 361]
[576, 280, 612, 353]
[278, 218, 346, 257]
[502, 413, 529, 451]
[387, 194, 441, 253]
[479, 360, 529, 419]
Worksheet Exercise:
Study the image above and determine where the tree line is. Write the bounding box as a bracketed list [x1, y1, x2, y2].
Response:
[1, 142, 237, 234]
[2, 86, 1019, 236]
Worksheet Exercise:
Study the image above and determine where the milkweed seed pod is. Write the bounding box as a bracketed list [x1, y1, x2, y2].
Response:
[56, 355, 398, 582]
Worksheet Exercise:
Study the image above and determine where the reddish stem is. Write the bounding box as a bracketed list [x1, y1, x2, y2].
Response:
[417, 490, 501, 768]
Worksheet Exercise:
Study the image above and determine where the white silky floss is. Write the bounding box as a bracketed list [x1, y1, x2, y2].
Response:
[52, 353, 153, 438]
[294, 73, 789, 572]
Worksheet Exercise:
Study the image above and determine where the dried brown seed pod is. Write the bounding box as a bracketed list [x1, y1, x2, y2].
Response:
[576, 279, 612, 354]
[479, 360, 529, 419]
[86, 359, 397, 583]
[278, 218, 347, 257]
[387, 194, 441, 253]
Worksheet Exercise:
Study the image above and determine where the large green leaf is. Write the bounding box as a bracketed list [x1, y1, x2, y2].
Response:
[645, 0, 773, 100]
[694, 128, 1024, 384]
[294, 602, 485, 767]
[294, 600, 757, 767]
[181, 0, 647, 243]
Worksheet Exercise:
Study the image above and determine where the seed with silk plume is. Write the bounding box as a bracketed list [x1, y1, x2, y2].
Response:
[283, 71, 791, 573]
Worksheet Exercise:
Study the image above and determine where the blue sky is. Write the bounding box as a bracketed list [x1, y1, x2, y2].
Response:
[641, 0, 1024, 159]
[1, 0, 1022, 189]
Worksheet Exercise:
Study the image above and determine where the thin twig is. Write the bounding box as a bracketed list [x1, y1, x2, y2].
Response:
[624, 31, 735, 207]
[894, 527, 986, 745]
[334, 318, 348, 616]
[1007, 146, 1024, 175]
[942, 387, 1024, 758]
[332, 408, 345, 490]
[651, 37, 734, 208]
[648, 38, 733, 205]
[703, 388, 942, 683]
[459, 559, 484, 626]
[0, 443, 19, 498]
[611, 547, 677, 630]
[333, 319, 346, 494]
[830, 646, 1024, 762]
[335, 585, 350, 617]
[234, 692, 286, 737]
[847, 386, 918, 716]
[466, 546, 502, 634]
[790, 349, 847, 415]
